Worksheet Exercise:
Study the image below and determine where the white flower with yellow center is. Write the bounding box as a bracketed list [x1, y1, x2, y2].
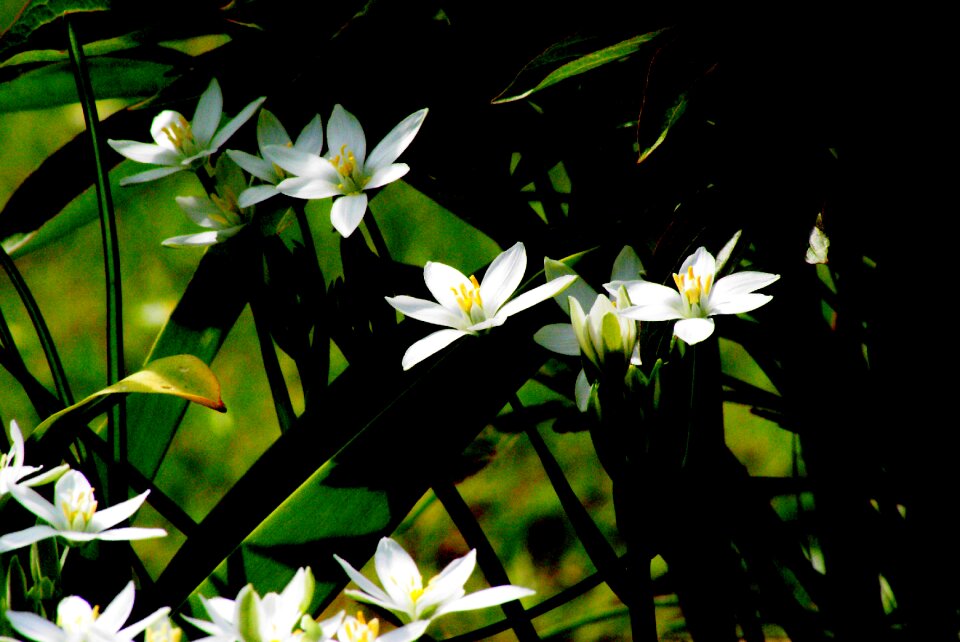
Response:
[4, 581, 169, 642]
[384, 242, 576, 370]
[334, 537, 535, 626]
[0, 470, 166, 553]
[163, 156, 253, 247]
[107, 78, 265, 185]
[226, 109, 324, 208]
[614, 235, 779, 345]
[265, 104, 427, 238]
[1, 420, 67, 501]
[336, 613, 427, 642]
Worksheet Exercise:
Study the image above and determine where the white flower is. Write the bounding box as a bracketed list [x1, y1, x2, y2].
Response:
[0, 470, 166, 553]
[226, 109, 324, 208]
[1, 420, 68, 500]
[184, 567, 316, 642]
[384, 242, 577, 370]
[5, 581, 169, 642]
[163, 155, 252, 247]
[334, 537, 535, 625]
[336, 613, 427, 642]
[107, 79, 265, 185]
[533, 247, 644, 409]
[614, 235, 779, 345]
[266, 105, 427, 237]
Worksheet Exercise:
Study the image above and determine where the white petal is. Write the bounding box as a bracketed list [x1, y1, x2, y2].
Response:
[276, 176, 342, 200]
[709, 271, 780, 300]
[226, 149, 278, 183]
[330, 194, 368, 237]
[365, 108, 428, 170]
[9, 483, 62, 526]
[416, 550, 475, 614]
[238, 185, 280, 208]
[19, 464, 70, 488]
[708, 293, 773, 316]
[209, 96, 267, 151]
[89, 490, 150, 531]
[98, 581, 136, 633]
[266, 145, 340, 181]
[257, 109, 291, 150]
[326, 105, 367, 167]
[714, 230, 741, 273]
[423, 262, 473, 313]
[480, 242, 526, 316]
[95, 527, 167, 541]
[150, 110, 189, 150]
[0, 525, 59, 553]
[375, 538, 422, 610]
[375, 620, 429, 642]
[176, 196, 228, 229]
[6, 610, 66, 642]
[162, 231, 224, 247]
[106, 140, 180, 166]
[118, 608, 171, 640]
[293, 115, 324, 155]
[533, 323, 580, 356]
[402, 329, 471, 370]
[673, 317, 715, 344]
[118, 165, 184, 186]
[333, 555, 393, 605]
[385, 295, 463, 328]
[432, 585, 536, 618]
[363, 163, 409, 190]
[616, 282, 685, 321]
[191, 79, 224, 146]
[680, 246, 716, 277]
[8, 420, 25, 466]
[496, 274, 577, 320]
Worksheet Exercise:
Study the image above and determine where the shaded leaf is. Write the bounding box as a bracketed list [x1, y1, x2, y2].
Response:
[636, 91, 687, 164]
[0, 0, 109, 59]
[0, 57, 173, 112]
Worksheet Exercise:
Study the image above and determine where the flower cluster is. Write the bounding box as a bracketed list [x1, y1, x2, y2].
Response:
[0, 420, 166, 554]
[107, 80, 427, 244]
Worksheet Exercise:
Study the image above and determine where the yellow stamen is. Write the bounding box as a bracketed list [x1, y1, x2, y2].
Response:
[451, 275, 483, 314]
[161, 115, 194, 152]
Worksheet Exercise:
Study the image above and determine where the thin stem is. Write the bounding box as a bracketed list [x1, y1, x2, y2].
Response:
[293, 203, 328, 410]
[0, 247, 74, 406]
[250, 294, 297, 433]
[67, 18, 125, 501]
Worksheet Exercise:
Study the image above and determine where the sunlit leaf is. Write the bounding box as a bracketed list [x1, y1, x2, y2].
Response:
[492, 30, 664, 104]
[0, 32, 142, 67]
[31, 354, 225, 442]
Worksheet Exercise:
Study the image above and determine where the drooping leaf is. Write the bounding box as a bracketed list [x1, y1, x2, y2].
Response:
[0, 32, 143, 67]
[492, 30, 665, 104]
[0, 57, 173, 112]
[0, 0, 110, 60]
[31, 354, 225, 443]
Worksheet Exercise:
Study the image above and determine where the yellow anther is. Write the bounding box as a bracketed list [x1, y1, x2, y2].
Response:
[161, 116, 194, 152]
[451, 275, 483, 314]
[92, 605, 100, 620]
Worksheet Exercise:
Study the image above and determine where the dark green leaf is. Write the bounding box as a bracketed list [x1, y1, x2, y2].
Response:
[0, 0, 109, 59]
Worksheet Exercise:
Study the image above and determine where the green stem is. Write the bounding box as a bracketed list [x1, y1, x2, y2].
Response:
[293, 204, 328, 410]
[0, 246, 74, 406]
[67, 18, 125, 501]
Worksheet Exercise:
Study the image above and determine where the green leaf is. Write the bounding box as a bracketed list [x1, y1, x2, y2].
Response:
[1, 32, 143, 67]
[31, 354, 225, 443]
[544, 256, 597, 315]
[0, 57, 173, 112]
[636, 92, 687, 165]
[492, 30, 665, 104]
[0, 0, 109, 59]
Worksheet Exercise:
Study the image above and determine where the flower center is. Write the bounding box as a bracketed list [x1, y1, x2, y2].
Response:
[341, 613, 379, 642]
[451, 275, 487, 325]
[57, 599, 98, 634]
[330, 144, 368, 193]
[160, 115, 199, 157]
[673, 265, 713, 307]
[210, 186, 245, 226]
[146, 620, 182, 642]
[60, 485, 98, 531]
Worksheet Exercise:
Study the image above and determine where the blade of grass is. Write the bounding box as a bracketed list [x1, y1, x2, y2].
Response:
[67, 16, 125, 503]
